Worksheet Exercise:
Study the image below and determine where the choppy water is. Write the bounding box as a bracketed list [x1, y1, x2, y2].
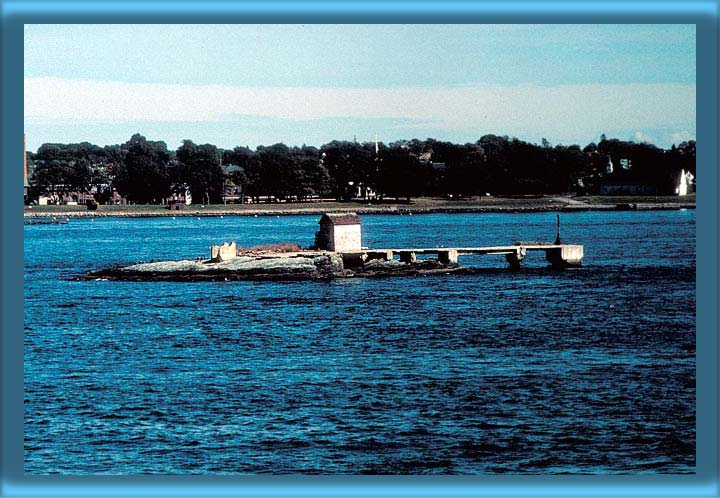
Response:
[24, 211, 696, 474]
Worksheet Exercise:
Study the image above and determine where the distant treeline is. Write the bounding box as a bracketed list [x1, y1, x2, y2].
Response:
[26, 133, 696, 204]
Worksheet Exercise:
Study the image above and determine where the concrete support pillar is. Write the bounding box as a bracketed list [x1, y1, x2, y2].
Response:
[505, 247, 526, 269]
[438, 249, 458, 265]
[366, 250, 393, 261]
[546, 245, 583, 268]
[399, 251, 417, 263]
[341, 252, 367, 269]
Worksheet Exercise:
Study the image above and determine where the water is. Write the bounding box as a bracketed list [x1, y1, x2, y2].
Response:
[24, 211, 696, 474]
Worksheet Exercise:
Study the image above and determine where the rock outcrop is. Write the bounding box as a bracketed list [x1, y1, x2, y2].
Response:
[88, 251, 460, 281]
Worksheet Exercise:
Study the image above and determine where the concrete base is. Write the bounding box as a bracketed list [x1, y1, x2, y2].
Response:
[438, 249, 458, 265]
[341, 252, 367, 269]
[366, 250, 394, 262]
[546, 245, 583, 268]
[398, 251, 417, 263]
[505, 247, 526, 269]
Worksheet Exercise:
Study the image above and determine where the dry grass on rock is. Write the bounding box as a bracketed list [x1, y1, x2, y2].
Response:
[236, 243, 303, 256]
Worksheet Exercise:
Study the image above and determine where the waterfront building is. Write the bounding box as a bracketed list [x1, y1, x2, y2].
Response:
[314, 213, 362, 252]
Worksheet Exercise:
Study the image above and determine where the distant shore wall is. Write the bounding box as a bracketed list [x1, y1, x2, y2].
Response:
[24, 201, 696, 219]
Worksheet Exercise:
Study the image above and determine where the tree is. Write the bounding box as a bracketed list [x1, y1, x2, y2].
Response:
[298, 146, 331, 198]
[32, 159, 76, 203]
[320, 141, 376, 200]
[478, 135, 513, 194]
[175, 140, 224, 204]
[115, 134, 172, 204]
[254, 143, 292, 201]
[25, 132, 697, 202]
[92, 145, 124, 204]
[377, 145, 423, 201]
[31, 142, 103, 202]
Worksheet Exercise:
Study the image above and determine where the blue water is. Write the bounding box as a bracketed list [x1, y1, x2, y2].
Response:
[24, 211, 696, 474]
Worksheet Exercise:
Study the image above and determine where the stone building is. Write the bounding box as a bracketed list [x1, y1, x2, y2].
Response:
[315, 213, 362, 252]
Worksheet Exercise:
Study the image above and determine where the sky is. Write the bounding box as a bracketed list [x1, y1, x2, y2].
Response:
[24, 24, 696, 152]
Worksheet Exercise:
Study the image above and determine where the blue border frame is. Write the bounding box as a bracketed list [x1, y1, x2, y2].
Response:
[3, 1, 718, 497]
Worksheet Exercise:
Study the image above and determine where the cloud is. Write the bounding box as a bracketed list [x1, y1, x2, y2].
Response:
[634, 131, 655, 143]
[669, 131, 694, 144]
[25, 77, 695, 141]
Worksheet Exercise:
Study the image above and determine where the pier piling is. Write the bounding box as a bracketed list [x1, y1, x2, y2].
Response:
[505, 247, 526, 269]
[545, 245, 584, 268]
[339, 244, 583, 269]
[437, 249, 459, 265]
[366, 250, 394, 262]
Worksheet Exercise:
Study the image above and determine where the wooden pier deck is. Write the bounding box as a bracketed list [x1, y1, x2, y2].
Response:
[341, 243, 584, 268]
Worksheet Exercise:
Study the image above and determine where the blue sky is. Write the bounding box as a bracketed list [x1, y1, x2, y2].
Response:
[24, 24, 696, 152]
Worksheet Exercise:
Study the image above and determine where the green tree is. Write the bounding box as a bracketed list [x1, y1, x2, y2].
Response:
[32, 159, 76, 203]
[115, 134, 172, 204]
[297, 146, 331, 198]
[377, 145, 422, 201]
[320, 141, 376, 200]
[31, 142, 103, 201]
[176, 140, 224, 204]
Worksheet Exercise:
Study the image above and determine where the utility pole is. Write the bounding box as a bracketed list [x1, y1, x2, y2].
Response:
[555, 213, 562, 245]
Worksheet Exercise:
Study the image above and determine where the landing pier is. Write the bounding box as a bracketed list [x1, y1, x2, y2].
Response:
[340, 244, 584, 269]
[209, 212, 584, 270]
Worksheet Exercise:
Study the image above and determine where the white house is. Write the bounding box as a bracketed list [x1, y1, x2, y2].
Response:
[676, 169, 695, 196]
[314, 213, 362, 252]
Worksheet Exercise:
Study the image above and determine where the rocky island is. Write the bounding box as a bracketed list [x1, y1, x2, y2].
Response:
[88, 251, 461, 282]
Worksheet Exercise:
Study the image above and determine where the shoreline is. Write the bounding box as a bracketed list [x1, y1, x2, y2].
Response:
[87, 256, 465, 282]
[24, 196, 696, 219]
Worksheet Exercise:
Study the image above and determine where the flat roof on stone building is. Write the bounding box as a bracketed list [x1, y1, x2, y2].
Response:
[319, 212, 361, 226]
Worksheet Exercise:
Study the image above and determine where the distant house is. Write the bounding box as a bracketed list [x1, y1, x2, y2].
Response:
[314, 213, 362, 252]
[599, 154, 660, 195]
[351, 182, 377, 201]
[418, 150, 433, 163]
[106, 189, 127, 205]
[167, 185, 192, 206]
[222, 163, 245, 204]
[676, 169, 695, 196]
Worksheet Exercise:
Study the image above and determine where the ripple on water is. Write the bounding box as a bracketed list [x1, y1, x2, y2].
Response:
[24, 212, 695, 474]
